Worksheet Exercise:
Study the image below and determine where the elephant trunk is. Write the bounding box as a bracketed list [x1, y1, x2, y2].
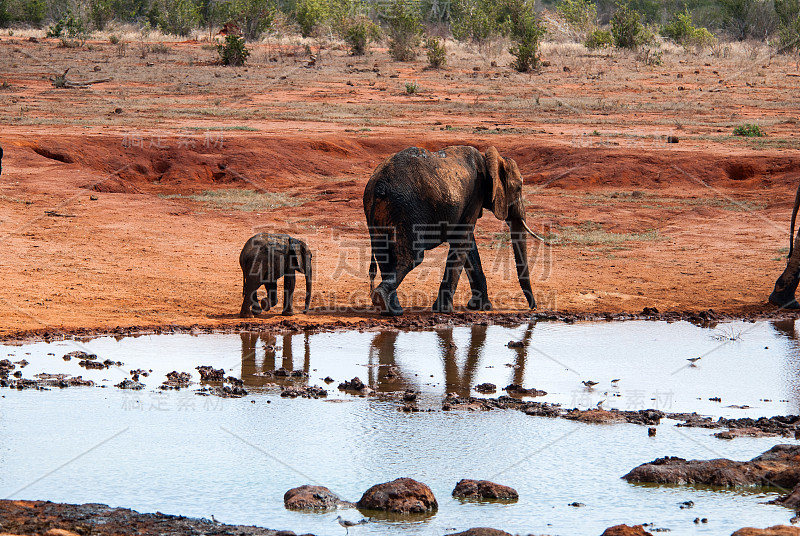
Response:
[510, 219, 535, 309]
[303, 254, 313, 313]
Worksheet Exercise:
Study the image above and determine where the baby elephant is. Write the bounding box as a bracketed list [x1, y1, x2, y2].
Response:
[239, 233, 313, 317]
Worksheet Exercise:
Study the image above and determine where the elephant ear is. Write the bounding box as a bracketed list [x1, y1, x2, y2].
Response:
[486, 146, 508, 220]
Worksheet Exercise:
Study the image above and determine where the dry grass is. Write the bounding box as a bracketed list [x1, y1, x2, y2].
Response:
[162, 189, 307, 211]
[550, 221, 662, 246]
[551, 191, 767, 212]
[0, 29, 797, 142]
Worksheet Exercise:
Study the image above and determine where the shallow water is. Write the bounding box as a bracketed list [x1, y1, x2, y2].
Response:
[2, 319, 800, 535]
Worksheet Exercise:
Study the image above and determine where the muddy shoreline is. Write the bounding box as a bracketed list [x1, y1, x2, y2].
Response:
[3, 307, 798, 345]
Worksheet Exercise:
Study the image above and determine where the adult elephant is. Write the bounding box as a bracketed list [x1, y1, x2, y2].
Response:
[363, 145, 542, 316]
[239, 233, 312, 317]
[770, 184, 800, 308]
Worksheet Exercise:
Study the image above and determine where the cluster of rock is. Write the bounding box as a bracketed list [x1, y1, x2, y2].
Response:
[280, 385, 327, 398]
[283, 477, 518, 515]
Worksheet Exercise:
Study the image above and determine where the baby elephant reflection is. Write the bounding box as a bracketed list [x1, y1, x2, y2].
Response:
[239, 233, 313, 317]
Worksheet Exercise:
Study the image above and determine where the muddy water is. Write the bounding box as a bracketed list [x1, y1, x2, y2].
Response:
[2, 320, 800, 535]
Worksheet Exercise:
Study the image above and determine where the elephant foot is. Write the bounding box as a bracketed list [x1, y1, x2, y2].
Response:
[260, 298, 272, 312]
[281, 309, 295, 316]
[432, 298, 454, 314]
[239, 311, 255, 319]
[769, 291, 800, 309]
[372, 286, 404, 316]
[467, 296, 493, 311]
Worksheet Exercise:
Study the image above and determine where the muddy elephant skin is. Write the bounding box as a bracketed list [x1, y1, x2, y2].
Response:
[771, 183, 800, 309]
[363, 145, 540, 316]
[239, 233, 312, 317]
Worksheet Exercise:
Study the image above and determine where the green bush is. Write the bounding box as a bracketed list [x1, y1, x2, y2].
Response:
[610, 1, 652, 49]
[47, 9, 88, 42]
[584, 27, 612, 47]
[424, 35, 446, 67]
[775, 0, 800, 52]
[450, 0, 504, 44]
[661, 7, 715, 47]
[405, 80, 418, 93]
[733, 123, 765, 137]
[19, 0, 46, 25]
[342, 14, 380, 55]
[506, 0, 546, 72]
[718, 0, 777, 41]
[148, 0, 200, 36]
[227, 0, 276, 40]
[295, 0, 330, 36]
[556, 0, 597, 34]
[217, 33, 250, 65]
[89, 0, 114, 30]
[384, 0, 422, 61]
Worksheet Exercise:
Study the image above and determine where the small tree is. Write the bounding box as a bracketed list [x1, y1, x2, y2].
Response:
[556, 0, 597, 37]
[47, 8, 89, 45]
[775, 0, 800, 52]
[342, 14, 380, 55]
[424, 35, 446, 67]
[506, 0, 546, 72]
[384, 0, 422, 61]
[295, 0, 330, 37]
[584, 27, 612, 47]
[610, 1, 651, 49]
[229, 0, 276, 40]
[89, 0, 114, 30]
[217, 32, 250, 65]
[661, 7, 715, 48]
[450, 0, 503, 45]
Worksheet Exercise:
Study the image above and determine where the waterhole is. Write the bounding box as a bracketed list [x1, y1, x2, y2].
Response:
[1, 319, 799, 535]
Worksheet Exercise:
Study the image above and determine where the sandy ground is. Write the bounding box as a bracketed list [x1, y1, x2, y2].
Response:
[1, 34, 799, 338]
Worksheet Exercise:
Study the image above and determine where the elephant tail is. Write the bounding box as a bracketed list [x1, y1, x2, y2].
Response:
[791, 181, 800, 258]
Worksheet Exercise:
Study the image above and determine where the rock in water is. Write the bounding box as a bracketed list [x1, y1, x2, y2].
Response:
[356, 478, 437, 514]
[451, 479, 518, 501]
[283, 485, 350, 510]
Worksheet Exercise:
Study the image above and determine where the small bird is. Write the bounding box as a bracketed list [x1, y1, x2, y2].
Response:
[687, 357, 702, 366]
[596, 399, 606, 408]
[611, 379, 620, 385]
[335, 515, 368, 534]
[582, 380, 599, 388]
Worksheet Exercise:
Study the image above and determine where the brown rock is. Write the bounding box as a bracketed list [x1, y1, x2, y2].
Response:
[445, 529, 514, 536]
[774, 482, 800, 508]
[284, 485, 349, 510]
[601, 525, 653, 536]
[566, 408, 626, 424]
[732, 527, 800, 536]
[624, 444, 800, 487]
[356, 477, 437, 514]
[452, 479, 518, 501]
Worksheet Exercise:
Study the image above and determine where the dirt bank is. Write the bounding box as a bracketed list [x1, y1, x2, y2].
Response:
[1, 37, 799, 338]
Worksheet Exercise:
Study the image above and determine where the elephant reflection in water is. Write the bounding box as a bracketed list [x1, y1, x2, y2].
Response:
[366, 323, 535, 396]
[239, 331, 310, 387]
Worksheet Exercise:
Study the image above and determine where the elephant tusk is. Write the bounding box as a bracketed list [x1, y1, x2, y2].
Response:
[521, 220, 547, 243]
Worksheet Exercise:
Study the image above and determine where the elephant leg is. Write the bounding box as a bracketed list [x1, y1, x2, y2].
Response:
[372, 245, 419, 317]
[464, 236, 492, 311]
[240, 277, 264, 318]
[265, 282, 279, 310]
[770, 246, 800, 309]
[433, 244, 469, 313]
[282, 274, 296, 316]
